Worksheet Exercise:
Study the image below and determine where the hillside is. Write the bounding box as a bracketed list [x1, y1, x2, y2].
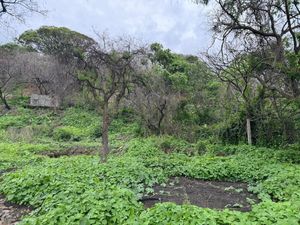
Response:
[0, 101, 299, 224]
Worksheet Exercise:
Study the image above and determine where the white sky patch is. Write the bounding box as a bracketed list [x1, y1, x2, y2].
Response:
[181, 30, 197, 41]
[0, 0, 215, 54]
[152, 14, 176, 33]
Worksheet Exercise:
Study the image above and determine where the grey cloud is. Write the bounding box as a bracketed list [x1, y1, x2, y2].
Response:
[0, 0, 214, 54]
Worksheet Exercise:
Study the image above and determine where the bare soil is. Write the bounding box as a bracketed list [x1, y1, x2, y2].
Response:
[0, 195, 32, 225]
[39, 146, 97, 158]
[0, 169, 15, 177]
[141, 177, 259, 212]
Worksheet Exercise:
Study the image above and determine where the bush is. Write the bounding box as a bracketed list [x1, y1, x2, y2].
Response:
[53, 126, 84, 141]
[209, 145, 242, 156]
[88, 124, 102, 138]
[156, 136, 192, 154]
[276, 148, 300, 164]
[195, 140, 209, 155]
[0, 115, 31, 129]
[53, 123, 103, 141]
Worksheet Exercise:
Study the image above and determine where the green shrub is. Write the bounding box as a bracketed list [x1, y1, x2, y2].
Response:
[88, 124, 102, 138]
[53, 126, 84, 141]
[195, 140, 208, 155]
[276, 148, 300, 164]
[0, 115, 31, 129]
[0, 142, 45, 171]
[156, 135, 192, 154]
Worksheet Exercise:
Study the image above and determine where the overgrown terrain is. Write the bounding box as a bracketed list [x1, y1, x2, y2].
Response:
[0, 101, 299, 224]
[1, 1, 300, 224]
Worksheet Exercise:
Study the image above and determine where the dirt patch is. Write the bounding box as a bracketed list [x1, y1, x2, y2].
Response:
[39, 146, 97, 158]
[141, 177, 259, 212]
[0, 168, 16, 177]
[0, 195, 32, 225]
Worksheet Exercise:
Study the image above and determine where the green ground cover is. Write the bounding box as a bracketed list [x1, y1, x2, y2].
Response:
[0, 106, 299, 224]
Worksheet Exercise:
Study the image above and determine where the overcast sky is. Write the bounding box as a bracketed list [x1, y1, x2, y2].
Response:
[1, 0, 214, 54]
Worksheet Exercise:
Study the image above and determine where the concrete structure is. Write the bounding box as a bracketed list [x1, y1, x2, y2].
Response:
[30, 94, 60, 108]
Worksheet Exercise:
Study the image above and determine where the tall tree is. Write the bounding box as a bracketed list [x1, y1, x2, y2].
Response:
[212, 0, 300, 99]
[129, 66, 180, 136]
[205, 52, 266, 145]
[79, 35, 146, 162]
[148, 43, 219, 138]
[202, 0, 300, 145]
[18, 26, 96, 64]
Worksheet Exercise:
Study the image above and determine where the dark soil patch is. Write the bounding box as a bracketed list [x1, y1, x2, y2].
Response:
[39, 146, 97, 158]
[141, 177, 259, 212]
[0, 195, 32, 225]
[0, 168, 16, 177]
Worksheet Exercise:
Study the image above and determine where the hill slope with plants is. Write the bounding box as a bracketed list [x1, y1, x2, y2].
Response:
[0, 102, 299, 224]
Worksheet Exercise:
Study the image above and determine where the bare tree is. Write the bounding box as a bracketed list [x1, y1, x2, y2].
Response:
[0, 0, 44, 20]
[16, 52, 78, 102]
[79, 34, 146, 162]
[205, 51, 266, 145]
[211, 0, 300, 98]
[0, 49, 19, 110]
[203, 0, 300, 144]
[128, 68, 181, 136]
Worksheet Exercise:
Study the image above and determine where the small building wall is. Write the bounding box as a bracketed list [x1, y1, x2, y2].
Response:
[30, 94, 60, 108]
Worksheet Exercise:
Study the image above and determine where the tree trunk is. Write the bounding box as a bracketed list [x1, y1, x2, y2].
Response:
[246, 117, 252, 145]
[291, 77, 300, 98]
[0, 91, 10, 110]
[157, 99, 167, 136]
[100, 101, 109, 163]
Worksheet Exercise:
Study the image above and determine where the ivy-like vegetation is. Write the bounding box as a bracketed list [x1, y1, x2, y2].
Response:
[0, 106, 299, 224]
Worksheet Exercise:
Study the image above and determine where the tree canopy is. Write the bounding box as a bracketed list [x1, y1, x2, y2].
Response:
[18, 26, 96, 62]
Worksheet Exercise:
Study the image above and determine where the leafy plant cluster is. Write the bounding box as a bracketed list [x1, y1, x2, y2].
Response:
[0, 136, 300, 224]
[0, 105, 102, 143]
[0, 106, 299, 224]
